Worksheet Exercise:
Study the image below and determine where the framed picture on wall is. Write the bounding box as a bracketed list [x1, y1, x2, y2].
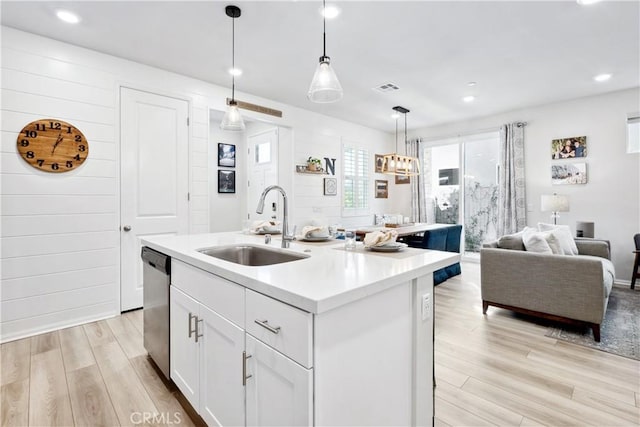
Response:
[375, 154, 384, 173]
[551, 163, 587, 185]
[395, 175, 410, 185]
[218, 170, 236, 193]
[218, 143, 236, 167]
[324, 178, 337, 196]
[375, 180, 388, 198]
[551, 136, 587, 159]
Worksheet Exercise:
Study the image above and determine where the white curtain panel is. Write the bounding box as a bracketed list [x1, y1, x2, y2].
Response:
[407, 138, 429, 223]
[497, 123, 527, 236]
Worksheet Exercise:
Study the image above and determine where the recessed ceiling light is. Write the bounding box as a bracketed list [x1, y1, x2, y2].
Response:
[321, 5, 341, 19]
[56, 10, 80, 24]
[593, 73, 612, 82]
[228, 68, 243, 77]
[576, 0, 602, 5]
[463, 96, 475, 103]
[467, 81, 477, 87]
[391, 112, 400, 119]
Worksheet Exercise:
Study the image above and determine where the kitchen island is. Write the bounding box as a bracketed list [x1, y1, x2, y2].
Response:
[142, 232, 458, 426]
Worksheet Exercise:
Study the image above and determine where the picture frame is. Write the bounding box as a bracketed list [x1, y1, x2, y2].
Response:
[218, 170, 236, 193]
[218, 143, 236, 167]
[324, 178, 337, 196]
[395, 174, 410, 185]
[551, 163, 587, 185]
[551, 136, 586, 160]
[375, 179, 388, 198]
[375, 154, 384, 173]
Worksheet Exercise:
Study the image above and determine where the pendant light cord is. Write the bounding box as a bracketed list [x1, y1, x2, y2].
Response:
[322, 0, 326, 57]
[231, 14, 236, 101]
[395, 117, 399, 153]
[404, 112, 408, 153]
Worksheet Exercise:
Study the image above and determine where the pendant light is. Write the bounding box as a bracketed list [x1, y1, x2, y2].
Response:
[382, 106, 421, 176]
[307, 0, 343, 103]
[220, 5, 245, 131]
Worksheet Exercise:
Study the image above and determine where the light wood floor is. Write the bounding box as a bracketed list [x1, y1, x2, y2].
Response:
[434, 263, 640, 426]
[2, 262, 639, 426]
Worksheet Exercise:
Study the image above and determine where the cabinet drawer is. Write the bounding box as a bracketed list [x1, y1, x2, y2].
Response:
[171, 260, 244, 327]
[245, 290, 313, 368]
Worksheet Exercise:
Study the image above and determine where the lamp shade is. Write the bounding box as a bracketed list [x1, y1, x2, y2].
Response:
[220, 103, 245, 131]
[307, 58, 343, 103]
[541, 194, 569, 212]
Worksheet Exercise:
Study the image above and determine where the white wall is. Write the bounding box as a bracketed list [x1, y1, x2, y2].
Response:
[209, 111, 245, 232]
[411, 88, 640, 282]
[0, 27, 399, 341]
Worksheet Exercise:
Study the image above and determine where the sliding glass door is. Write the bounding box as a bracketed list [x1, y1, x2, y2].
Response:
[421, 131, 499, 256]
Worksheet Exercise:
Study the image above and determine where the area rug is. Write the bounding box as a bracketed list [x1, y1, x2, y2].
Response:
[545, 286, 640, 360]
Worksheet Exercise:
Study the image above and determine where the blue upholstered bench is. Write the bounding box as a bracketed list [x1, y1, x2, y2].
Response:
[406, 225, 462, 285]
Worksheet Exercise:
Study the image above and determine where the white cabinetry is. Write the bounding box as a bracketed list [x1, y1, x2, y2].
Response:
[170, 260, 312, 427]
[245, 335, 312, 426]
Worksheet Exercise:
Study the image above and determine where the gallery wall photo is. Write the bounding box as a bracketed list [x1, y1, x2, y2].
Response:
[218, 170, 236, 193]
[218, 143, 236, 167]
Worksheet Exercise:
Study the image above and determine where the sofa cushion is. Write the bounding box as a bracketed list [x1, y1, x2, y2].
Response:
[522, 231, 553, 254]
[497, 227, 536, 250]
[538, 223, 579, 255]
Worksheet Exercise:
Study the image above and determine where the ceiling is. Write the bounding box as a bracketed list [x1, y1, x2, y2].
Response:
[2, 1, 639, 132]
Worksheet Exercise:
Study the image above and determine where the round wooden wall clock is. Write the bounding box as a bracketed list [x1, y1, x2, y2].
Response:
[17, 119, 89, 173]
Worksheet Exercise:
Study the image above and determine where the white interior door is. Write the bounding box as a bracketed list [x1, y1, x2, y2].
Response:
[247, 128, 279, 222]
[121, 87, 189, 311]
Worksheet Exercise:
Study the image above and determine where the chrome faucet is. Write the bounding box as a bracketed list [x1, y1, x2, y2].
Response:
[256, 185, 295, 248]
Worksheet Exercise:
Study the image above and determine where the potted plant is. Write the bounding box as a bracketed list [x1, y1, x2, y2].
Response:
[307, 157, 322, 172]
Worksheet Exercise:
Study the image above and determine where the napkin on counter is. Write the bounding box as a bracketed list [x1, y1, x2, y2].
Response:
[298, 225, 329, 239]
[250, 220, 281, 233]
[364, 230, 398, 247]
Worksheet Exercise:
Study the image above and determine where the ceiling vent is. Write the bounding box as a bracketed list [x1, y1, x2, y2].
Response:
[373, 82, 400, 93]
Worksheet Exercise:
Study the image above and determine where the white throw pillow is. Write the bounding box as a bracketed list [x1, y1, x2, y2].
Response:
[537, 223, 578, 255]
[522, 231, 553, 254]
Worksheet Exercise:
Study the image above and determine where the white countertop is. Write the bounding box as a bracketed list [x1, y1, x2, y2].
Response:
[142, 232, 459, 314]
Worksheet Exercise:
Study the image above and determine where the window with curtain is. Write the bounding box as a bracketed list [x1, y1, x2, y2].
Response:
[342, 144, 369, 215]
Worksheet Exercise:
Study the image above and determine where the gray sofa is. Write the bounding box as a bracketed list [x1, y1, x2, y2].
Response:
[480, 237, 615, 341]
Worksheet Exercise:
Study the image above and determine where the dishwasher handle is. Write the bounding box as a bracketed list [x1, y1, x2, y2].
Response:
[141, 246, 171, 275]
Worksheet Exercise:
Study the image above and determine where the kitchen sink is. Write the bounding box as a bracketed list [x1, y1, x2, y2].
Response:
[197, 244, 309, 266]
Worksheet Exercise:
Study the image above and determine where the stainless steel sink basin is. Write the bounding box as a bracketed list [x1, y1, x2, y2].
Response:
[197, 245, 309, 266]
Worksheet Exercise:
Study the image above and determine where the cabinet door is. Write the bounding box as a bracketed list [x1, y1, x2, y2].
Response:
[199, 304, 245, 427]
[245, 335, 313, 426]
[170, 286, 200, 409]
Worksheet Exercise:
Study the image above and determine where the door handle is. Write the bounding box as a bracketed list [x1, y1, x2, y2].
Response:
[242, 351, 252, 386]
[195, 317, 203, 343]
[123, 225, 132, 232]
[188, 312, 196, 338]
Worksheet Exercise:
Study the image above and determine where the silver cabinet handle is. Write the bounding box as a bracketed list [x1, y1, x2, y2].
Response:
[254, 319, 281, 334]
[188, 312, 196, 338]
[242, 351, 252, 386]
[195, 317, 203, 343]
[123, 225, 132, 232]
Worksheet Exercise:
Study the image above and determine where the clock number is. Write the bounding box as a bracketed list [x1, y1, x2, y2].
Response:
[37, 159, 44, 167]
[49, 122, 61, 130]
[51, 163, 59, 171]
[78, 145, 86, 152]
[74, 154, 81, 161]
[75, 135, 82, 142]
[26, 151, 34, 159]
[66, 161, 73, 168]
[24, 130, 37, 138]
[66, 126, 72, 133]
[20, 139, 29, 147]
[35, 124, 46, 131]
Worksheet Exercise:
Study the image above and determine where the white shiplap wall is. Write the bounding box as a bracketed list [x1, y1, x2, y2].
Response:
[1, 26, 396, 341]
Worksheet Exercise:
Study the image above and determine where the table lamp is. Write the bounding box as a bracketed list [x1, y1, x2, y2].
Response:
[541, 193, 569, 225]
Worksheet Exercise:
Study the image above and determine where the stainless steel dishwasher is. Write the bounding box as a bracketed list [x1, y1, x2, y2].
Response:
[141, 246, 171, 379]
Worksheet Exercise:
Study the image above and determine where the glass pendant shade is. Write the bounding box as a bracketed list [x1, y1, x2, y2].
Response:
[220, 102, 245, 131]
[308, 57, 343, 103]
